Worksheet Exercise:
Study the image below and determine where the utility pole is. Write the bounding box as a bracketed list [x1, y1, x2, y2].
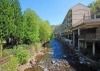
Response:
[0, 39, 2, 57]
[0, 22, 3, 57]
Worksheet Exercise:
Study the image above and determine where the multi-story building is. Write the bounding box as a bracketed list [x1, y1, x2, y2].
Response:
[58, 3, 91, 47]
[54, 3, 100, 56]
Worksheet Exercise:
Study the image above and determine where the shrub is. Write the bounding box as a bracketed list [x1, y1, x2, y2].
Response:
[13, 45, 29, 65]
[15, 49, 28, 64]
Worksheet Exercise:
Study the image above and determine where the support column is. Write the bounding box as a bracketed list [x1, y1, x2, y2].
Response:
[78, 28, 80, 35]
[73, 32, 75, 47]
[78, 29, 80, 51]
[93, 42, 95, 56]
[0, 40, 2, 57]
[78, 40, 80, 51]
[94, 13, 96, 19]
[68, 34, 69, 39]
[85, 42, 87, 48]
[60, 33, 61, 36]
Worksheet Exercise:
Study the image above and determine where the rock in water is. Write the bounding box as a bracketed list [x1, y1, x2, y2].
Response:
[44, 68, 49, 71]
[63, 55, 67, 58]
[51, 60, 56, 64]
[80, 61, 83, 64]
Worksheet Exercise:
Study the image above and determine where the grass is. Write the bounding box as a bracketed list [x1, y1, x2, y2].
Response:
[0, 49, 14, 66]
[1, 57, 18, 71]
[2, 49, 14, 57]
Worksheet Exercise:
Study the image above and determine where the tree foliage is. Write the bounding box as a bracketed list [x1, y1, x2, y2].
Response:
[0, 0, 16, 38]
[39, 21, 52, 42]
[0, 0, 53, 46]
[11, 0, 23, 39]
[89, 0, 100, 17]
[23, 9, 40, 43]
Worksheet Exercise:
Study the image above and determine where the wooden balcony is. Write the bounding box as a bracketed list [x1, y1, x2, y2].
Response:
[79, 33, 100, 41]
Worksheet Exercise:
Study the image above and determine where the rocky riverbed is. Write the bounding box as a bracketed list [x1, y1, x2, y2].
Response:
[20, 39, 96, 71]
[24, 48, 75, 71]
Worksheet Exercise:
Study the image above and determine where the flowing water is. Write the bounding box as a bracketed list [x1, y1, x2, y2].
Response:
[25, 39, 95, 71]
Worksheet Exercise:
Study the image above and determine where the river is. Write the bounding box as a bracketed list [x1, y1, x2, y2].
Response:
[25, 39, 95, 71]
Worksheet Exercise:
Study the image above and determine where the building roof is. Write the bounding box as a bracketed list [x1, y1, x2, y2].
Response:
[71, 3, 90, 10]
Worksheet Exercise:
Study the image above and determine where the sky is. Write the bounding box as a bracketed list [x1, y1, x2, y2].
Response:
[19, 0, 96, 25]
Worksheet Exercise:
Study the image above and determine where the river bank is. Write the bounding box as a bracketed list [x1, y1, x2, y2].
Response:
[18, 48, 46, 71]
[24, 47, 74, 71]
[1, 43, 45, 71]
[20, 39, 96, 71]
[23, 39, 75, 71]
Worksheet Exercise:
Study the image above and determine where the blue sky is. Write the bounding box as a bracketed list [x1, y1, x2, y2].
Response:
[19, 0, 95, 25]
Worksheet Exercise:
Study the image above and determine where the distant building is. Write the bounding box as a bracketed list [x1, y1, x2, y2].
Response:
[51, 25, 56, 31]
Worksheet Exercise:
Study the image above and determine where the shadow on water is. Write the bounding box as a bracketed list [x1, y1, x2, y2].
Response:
[52, 38, 96, 71]
[50, 39, 74, 63]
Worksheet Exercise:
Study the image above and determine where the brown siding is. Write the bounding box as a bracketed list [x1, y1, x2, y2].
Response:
[72, 4, 91, 27]
[96, 27, 100, 39]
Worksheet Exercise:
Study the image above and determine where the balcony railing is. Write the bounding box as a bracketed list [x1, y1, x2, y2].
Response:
[84, 15, 100, 23]
[72, 14, 100, 27]
[79, 33, 100, 40]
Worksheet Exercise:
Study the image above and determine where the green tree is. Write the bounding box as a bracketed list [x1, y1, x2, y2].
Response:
[11, 0, 23, 40]
[95, 0, 100, 11]
[89, 2, 96, 14]
[39, 21, 53, 42]
[0, 0, 22, 44]
[89, 0, 100, 17]
[95, 0, 100, 16]
[0, 0, 16, 38]
[0, 0, 53, 46]
[23, 9, 40, 43]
